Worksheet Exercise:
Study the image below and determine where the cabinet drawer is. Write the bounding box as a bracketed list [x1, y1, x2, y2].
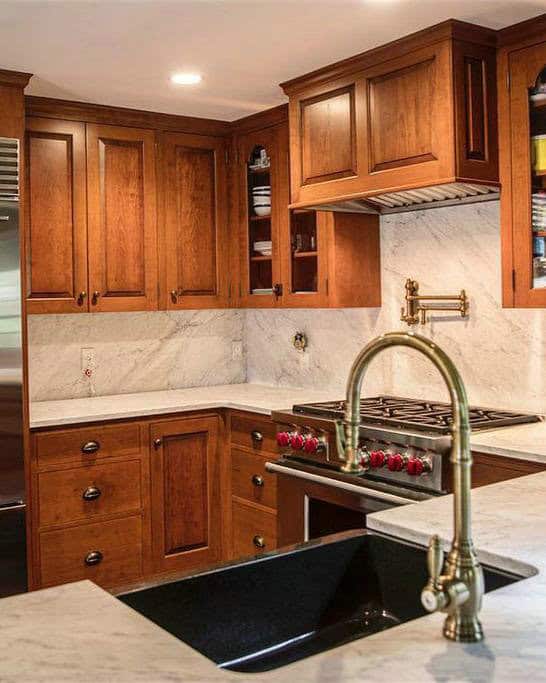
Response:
[39, 515, 142, 588]
[232, 500, 277, 558]
[232, 449, 277, 509]
[37, 460, 142, 528]
[35, 422, 142, 468]
[231, 413, 277, 454]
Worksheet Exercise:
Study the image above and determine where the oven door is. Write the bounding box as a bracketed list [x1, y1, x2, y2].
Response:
[266, 460, 430, 547]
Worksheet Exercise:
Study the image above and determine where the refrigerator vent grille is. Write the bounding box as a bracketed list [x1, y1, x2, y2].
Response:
[0, 138, 19, 201]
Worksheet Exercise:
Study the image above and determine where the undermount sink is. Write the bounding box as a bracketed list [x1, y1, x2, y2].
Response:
[118, 530, 521, 673]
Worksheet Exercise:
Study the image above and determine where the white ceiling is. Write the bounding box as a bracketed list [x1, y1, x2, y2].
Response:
[1, 0, 545, 121]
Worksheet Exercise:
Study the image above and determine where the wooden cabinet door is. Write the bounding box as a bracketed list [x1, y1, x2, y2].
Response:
[360, 41, 454, 194]
[25, 118, 88, 313]
[506, 41, 546, 307]
[86, 124, 158, 311]
[150, 416, 221, 573]
[159, 133, 228, 309]
[236, 124, 284, 308]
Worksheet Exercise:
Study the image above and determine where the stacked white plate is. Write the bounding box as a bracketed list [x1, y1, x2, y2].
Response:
[254, 240, 272, 256]
[533, 192, 546, 230]
[252, 185, 271, 216]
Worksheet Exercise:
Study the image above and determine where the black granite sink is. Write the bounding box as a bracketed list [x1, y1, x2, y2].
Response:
[118, 530, 521, 673]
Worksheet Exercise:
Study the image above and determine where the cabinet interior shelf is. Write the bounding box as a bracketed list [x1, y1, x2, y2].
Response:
[292, 250, 318, 259]
[534, 231, 546, 237]
[249, 166, 270, 175]
[249, 215, 271, 222]
[534, 169, 546, 178]
[250, 255, 272, 262]
[532, 99, 546, 110]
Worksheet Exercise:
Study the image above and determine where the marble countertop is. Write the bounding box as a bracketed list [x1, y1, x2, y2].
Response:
[2, 471, 546, 681]
[29, 383, 336, 429]
[30, 383, 546, 464]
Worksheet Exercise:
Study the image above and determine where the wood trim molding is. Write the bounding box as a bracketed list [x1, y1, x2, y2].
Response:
[0, 68, 32, 88]
[497, 12, 546, 49]
[25, 95, 231, 137]
[280, 20, 496, 95]
[230, 103, 287, 134]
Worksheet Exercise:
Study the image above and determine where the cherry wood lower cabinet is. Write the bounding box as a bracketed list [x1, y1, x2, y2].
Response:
[229, 411, 280, 560]
[149, 415, 222, 574]
[471, 451, 546, 488]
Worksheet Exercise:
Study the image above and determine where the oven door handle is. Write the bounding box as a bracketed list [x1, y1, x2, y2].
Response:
[265, 461, 417, 506]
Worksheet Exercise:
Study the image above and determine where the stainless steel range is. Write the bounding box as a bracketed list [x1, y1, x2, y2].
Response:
[271, 395, 541, 496]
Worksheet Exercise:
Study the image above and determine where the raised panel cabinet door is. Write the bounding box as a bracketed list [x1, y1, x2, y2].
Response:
[160, 132, 228, 309]
[362, 41, 454, 192]
[150, 416, 220, 573]
[86, 124, 158, 311]
[25, 117, 88, 313]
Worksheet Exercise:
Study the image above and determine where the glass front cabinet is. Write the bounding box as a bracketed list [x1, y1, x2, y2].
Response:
[501, 37, 546, 306]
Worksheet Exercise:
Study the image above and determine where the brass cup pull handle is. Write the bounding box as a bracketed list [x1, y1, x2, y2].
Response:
[170, 290, 178, 303]
[82, 486, 101, 501]
[253, 535, 266, 549]
[91, 291, 100, 305]
[84, 550, 103, 566]
[251, 430, 263, 443]
[251, 474, 264, 487]
[77, 291, 87, 306]
[153, 438, 162, 450]
[81, 440, 100, 455]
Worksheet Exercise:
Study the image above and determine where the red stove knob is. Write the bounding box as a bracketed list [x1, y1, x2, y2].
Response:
[387, 453, 404, 472]
[369, 450, 386, 468]
[290, 433, 305, 450]
[407, 457, 424, 476]
[303, 436, 320, 453]
[276, 431, 292, 448]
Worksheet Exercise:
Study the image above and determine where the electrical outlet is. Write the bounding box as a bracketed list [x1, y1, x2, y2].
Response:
[232, 341, 243, 360]
[81, 347, 96, 377]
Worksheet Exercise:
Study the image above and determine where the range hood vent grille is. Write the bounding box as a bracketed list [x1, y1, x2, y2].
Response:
[301, 182, 500, 215]
[0, 137, 19, 201]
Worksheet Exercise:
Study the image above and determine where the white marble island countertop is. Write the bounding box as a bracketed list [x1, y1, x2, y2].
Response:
[2, 471, 546, 682]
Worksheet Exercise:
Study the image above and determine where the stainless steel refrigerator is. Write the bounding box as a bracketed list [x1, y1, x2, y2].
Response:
[0, 136, 27, 596]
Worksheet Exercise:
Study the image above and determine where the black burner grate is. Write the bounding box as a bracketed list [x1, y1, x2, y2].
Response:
[292, 395, 541, 434]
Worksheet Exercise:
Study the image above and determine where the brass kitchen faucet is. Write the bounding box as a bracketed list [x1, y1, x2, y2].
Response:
[335, 331, 484, 642]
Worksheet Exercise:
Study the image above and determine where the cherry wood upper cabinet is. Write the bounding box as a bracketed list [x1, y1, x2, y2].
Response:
[86, 124, 158, 312]
[281, 20, 498, 209]
[498, 14, 546, 308]
[25, 117, 88, 313]
[149, 415, 221, 573]
[159, 132, 228, 309]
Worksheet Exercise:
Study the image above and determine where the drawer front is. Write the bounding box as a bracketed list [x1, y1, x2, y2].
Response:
[232, 500, 277, 558]
[232, 449, 277, 509]
[38, 460, 142, 528]
[39, 515, 142, 588]
[231, 413, 277, 454]
[35, 422, 142, 468]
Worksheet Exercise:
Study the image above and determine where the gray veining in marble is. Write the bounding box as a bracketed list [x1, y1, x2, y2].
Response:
[28, 309, 245, 401]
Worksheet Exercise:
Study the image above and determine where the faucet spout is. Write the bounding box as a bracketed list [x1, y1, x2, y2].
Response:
[337, 331, 484, 642]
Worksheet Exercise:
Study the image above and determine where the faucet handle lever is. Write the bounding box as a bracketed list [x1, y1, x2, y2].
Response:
[427, 534, 445, 581]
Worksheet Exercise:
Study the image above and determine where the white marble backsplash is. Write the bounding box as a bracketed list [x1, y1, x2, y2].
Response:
[28, 310, 245, 401]
[246, 201, 546, 414]
[28, 201, 546, 413]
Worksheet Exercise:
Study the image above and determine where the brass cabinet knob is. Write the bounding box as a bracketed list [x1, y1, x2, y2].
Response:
[84, 550, 103, 566]
[82, 486, 102, 501]
[77, 291, 87, 306]
[250, 430, 263, 443]
[253, 535, 266, 549]
[81, 440, 100, 455]
[91, 291, 101, 305]
[153, 437, 162, 450]
[251, 474, 264, 487]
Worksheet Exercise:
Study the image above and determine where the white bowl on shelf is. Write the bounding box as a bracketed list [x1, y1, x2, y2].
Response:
[254, 205, 271, 217]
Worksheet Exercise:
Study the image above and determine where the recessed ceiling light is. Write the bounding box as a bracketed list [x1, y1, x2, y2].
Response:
[171, 72, 202, 85]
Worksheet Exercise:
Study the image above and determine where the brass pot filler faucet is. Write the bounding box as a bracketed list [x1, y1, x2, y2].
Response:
[335, 331, 484, 642]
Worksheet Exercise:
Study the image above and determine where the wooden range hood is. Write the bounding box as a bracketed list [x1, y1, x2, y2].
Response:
[280, 20, 499, 214]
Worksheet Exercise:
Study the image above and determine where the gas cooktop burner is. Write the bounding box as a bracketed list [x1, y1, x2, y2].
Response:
[292, 395, 541, 434]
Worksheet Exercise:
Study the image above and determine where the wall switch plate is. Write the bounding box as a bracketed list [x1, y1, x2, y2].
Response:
[81, 347, 96, 377]
[232, 341, 243, 360]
